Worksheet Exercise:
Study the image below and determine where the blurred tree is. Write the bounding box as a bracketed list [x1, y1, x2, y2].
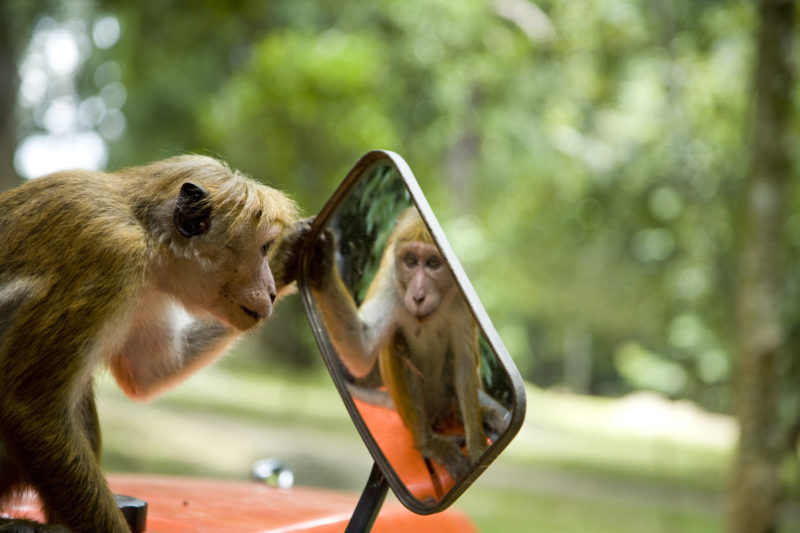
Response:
[4, 0, 798, 422]
[92, 0, 285, 167]
[729, 1, 794, 532]
[462, 0, 756, 405]
[0, 4, 18, 191]
[201, 27, 400, 212]
[0, 0, 60, 191]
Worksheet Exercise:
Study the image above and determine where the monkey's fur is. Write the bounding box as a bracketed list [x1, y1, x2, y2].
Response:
[0, 155, 302, 532]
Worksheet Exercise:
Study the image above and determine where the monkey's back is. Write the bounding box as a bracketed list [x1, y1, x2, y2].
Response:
[0, 171, 150, 277]
[0, 172, 152, 363]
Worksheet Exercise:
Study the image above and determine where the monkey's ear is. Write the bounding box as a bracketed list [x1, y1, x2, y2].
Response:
[173, 182, 212, 238]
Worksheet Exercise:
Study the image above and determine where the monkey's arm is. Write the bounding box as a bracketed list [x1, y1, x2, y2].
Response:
[0, 290, 133, 532]
[312, 266, 391, 377]
[0, 396, 128, 532]
[451, 316, 489, 462]
[110, 294, 238, 401]
[310, 229, 392, 377]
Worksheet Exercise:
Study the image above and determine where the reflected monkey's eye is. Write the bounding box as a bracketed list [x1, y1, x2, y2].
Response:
[403, 253, 418, 267]
[426, 256, 442, 269]
[261, 241, 273, 256]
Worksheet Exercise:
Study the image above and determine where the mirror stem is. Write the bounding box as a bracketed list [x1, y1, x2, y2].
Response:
[345, 462, 388, 533]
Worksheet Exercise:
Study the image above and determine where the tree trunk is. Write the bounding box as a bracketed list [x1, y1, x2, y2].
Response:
[729, 1, 794, 532]
[0, 11, 21, 191]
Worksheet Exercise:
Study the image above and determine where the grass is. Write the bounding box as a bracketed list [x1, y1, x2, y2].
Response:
[456, 485, 721, 533]
[96, 351, 800, 533]
[96, 363, 375, 491]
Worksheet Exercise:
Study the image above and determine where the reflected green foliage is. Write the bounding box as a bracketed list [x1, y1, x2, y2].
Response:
[332, 163, 411, 303]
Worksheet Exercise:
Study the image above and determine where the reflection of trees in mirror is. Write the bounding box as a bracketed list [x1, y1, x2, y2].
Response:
[479, 335, 514, 409]
[329, 163, 411, 303]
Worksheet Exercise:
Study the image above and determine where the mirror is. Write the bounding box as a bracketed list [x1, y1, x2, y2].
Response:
[298, 151, 526, 514]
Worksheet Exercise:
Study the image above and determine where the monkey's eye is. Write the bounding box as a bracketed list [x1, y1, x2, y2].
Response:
[261, 241, 273, 256]
[403, 253, 418, 267]
[426, 256, 443, 269]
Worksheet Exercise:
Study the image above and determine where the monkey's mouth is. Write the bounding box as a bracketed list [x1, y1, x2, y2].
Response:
[413, 309, 434, 321]
[240, 305, 264, 322]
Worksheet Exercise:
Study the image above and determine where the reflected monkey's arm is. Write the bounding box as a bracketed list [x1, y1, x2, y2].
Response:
[310, 229, 393, 377]
[450, 306, 489, 462]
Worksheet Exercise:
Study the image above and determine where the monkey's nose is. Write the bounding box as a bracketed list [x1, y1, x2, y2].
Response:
[270, 291, 277, 303]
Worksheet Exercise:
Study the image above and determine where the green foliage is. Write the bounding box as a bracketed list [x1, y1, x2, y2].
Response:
[201, 29, 400, 210]
[7, 0, 784, 412]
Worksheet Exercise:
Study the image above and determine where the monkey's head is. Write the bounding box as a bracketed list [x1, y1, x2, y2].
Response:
[141, 156, 298, 331]
[390, 208, 455, 320]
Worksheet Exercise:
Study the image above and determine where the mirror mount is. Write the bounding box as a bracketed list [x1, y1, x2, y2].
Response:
[344, 462, 389, 533]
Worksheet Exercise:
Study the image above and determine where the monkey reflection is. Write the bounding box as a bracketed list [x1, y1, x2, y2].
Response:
[312, 208, 506, 479]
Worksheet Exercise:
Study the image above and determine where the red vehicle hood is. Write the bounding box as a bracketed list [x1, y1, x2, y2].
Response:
[5, 473, 478, 533]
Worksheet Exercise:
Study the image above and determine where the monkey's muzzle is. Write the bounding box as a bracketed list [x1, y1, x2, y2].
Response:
[240, 305, 268, 322]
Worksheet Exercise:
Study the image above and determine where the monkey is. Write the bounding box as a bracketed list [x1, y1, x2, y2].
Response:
[0, 155, 303, 532]
[311, 207, 500, 480]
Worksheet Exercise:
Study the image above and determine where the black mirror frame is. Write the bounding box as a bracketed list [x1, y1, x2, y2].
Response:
[297, 150, 527, 514]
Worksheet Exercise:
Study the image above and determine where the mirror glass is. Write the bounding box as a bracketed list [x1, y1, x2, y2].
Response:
[299, 151, 525, 513]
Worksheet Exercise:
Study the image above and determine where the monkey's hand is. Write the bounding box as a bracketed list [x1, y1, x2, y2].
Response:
[479, 389, 511, 441]
[270, 216, 314, 292]
[308, 228, 337, 291]
[422, 433, 471, 480]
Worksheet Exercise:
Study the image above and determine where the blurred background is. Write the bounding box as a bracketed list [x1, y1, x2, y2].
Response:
[1, 0, 799, 531]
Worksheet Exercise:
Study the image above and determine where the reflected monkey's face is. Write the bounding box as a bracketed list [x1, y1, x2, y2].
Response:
[395, 240, 454, 320]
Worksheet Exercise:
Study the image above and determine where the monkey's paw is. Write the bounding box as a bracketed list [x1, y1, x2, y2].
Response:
[271, 216, 314, 287]
[308, 228, 337, 290]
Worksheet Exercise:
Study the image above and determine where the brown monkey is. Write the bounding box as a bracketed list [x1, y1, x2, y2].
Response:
[0, 155, 301, 532]
[311, 208, 489, 479]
